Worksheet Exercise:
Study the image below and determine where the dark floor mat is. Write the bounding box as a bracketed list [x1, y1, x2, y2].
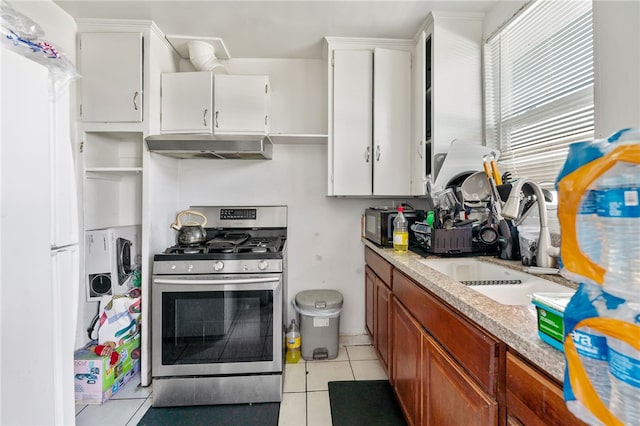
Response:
[328, 380, 407, 426]
[137, 402, 279, 426]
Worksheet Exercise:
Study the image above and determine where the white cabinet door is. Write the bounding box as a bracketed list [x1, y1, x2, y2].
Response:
[331, 50, 373, 196]
[214, 75, 269, 134]
[373, 48, 412, 196]
[160, 73, 268, 135]
[412, 30, 428, 195]
[411, 13, 483, 194]
[330, 47, 411, 196]
[161, 72, 214, 133]
[79, 32, 143, 122]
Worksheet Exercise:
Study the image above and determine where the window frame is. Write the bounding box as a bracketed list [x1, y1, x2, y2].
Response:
[482, 0, 595, 189]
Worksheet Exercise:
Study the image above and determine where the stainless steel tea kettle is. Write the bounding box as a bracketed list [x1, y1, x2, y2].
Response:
[170, 210, 208, 246]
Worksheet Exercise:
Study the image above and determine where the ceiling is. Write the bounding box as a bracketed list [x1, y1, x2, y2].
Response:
[54, 0, 498, 59]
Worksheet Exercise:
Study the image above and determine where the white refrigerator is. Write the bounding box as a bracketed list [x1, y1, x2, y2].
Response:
[1, 48, 79, 425]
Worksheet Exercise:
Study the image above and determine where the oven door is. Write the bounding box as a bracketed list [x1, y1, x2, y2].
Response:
[152, 274, 282, 378]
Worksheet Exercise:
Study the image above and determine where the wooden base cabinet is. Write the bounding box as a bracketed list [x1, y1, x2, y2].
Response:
[364, 276, 392, 374]
[366, 247, 584, 426]
[391, 268, 500, 425]
[393, 269, 500, 396]
[506, 352, 587, 426]
[364, 247, 393, 377]
[424, 334, 498, 426]
[392, 296, 498, 426]
[392, 299, 424, 426]
[376, 281, 392, 371]
[365, 266, 375, 336]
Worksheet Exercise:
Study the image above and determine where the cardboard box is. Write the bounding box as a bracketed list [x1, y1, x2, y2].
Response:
[74, 334, 141, 404]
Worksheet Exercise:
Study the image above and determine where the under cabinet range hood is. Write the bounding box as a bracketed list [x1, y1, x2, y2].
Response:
[145, 134, 273, 160]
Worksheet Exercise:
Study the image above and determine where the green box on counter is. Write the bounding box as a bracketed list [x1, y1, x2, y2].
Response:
[74, 334, 141, 404]
[531, 292, 575, 352]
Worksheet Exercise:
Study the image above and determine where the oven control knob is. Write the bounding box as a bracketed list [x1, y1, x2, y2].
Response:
[213, 261, 224, 271]
[171, 264, 177, 270]
[258, 260, 269, 271]
[187, 264, 194, 272]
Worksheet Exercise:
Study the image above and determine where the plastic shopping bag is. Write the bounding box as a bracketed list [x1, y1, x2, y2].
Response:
[97, 290, 141, 347]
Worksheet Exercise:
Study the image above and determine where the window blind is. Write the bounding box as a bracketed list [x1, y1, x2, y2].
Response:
[484, 0, 594, 189]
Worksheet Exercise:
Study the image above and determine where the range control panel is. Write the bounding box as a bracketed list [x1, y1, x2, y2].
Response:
[191, 206, 287, 229]
[220, 208, 257, 220]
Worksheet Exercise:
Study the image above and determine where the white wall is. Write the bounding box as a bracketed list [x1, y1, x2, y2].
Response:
[593, 0, 640, 137]
[482, 1, 526, 39]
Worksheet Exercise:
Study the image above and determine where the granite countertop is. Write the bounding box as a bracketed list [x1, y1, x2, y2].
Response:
[363, 239, 575, 382]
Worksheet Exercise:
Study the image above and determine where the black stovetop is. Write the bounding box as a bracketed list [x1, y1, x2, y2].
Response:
[155, 229, 286, 261]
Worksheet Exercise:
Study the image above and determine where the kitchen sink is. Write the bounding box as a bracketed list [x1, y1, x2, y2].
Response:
[419, 258, 571, 306]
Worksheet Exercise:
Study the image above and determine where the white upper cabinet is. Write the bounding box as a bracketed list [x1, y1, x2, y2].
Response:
[373, 48, 412, 196]
[214, 75, 269, 134]
[411, 13, 484, 195]
[161, 72, 214, 133]
[79, 32, 143, 123]
[331, 50, 373, 196]
[327, 39, 413, 196]
[161, 72, 269, 135]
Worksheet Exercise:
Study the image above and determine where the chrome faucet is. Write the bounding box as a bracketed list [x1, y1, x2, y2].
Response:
[501, 178, 560, 268]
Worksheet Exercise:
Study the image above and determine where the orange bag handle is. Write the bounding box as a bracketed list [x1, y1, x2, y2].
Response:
[564, 317, 640, 426]
[557, 144, 640, 285]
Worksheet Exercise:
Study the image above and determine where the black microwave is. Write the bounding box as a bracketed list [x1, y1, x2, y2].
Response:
[364, 208, 424, 246]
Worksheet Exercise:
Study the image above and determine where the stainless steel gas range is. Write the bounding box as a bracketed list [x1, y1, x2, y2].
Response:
[151, 205, 287, 407]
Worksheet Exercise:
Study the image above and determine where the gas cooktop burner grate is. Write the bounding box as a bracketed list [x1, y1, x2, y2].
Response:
[236, 237, 283, 253]
[165, 246, 207, 255]
[164, 236, 284, 255]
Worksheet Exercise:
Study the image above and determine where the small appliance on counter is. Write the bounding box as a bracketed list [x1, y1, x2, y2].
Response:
[85, 225, 140, 301]
[364, 207, 425, 246]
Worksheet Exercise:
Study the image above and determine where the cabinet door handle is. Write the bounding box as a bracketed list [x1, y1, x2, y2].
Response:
[215, 111, 219, 128]
[203, 109, 208, 127]
[133, 92, 139, 111]
[417, 140, 423, 159]
[376, 145, 381, 161]
[365, 146, 371, 163]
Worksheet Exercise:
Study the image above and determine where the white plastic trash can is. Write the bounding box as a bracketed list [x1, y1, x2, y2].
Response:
[293, 289, 343, 360]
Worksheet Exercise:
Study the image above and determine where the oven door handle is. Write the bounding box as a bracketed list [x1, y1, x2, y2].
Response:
[154, 277, 280, 286]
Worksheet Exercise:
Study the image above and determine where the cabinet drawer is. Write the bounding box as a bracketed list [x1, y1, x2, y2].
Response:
[364, 247, 392, 287]
[506, 351, 587, 426]
[393, 270, 499, 396]
[426, 334, 498, 425]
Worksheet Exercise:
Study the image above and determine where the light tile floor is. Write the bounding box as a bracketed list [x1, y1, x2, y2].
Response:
[75, 337, 387, 426]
